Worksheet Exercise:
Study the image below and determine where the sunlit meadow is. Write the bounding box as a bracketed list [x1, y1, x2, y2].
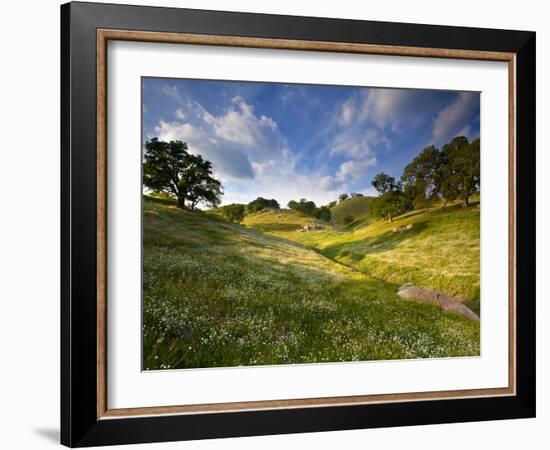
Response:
[143, 197, 480, 370]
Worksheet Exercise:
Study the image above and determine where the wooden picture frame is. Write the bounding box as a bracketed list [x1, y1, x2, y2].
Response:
[61, 1, 535, 447]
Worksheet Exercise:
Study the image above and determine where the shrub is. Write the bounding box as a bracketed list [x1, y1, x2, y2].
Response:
[221, 204, 246, 223]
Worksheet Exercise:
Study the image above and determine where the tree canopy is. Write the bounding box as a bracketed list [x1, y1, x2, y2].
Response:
[369, 136, 479, 223]
[400, 136, 480, 207]
[370, 173, 412, 222]
[220, 204, 246, 223]
[338, 193, 349, 203]
[371, 173, 400, 195]
[247, 197, 280, 214]
[440, 136, 480, 206]
[288, 198, 317, 216]
[316, 205, 332, 222]
[287, 198, 332, 222]
[401, 145, 442, 208]
[143, 138, 222, 210]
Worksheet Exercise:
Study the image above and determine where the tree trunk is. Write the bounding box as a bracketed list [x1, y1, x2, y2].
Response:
[463, 196, 469, 207]
[177, 195, 186, 209]
[389, 215, 393, 223]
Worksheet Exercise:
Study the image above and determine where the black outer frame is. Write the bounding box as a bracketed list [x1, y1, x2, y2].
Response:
[60, 1, 535, 447]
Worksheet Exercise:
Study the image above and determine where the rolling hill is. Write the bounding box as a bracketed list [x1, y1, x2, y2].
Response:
[241, 207, 327, 232]
[242, 208, 343, 248]
[330, 196, 375, 228]
[143, 196, 480, 370]
[254, 202, 481, 314]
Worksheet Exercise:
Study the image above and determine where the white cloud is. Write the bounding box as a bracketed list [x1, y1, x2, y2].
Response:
[320, 89, 418, 192]
[194, 97, 285, 161]
[155, 120, 255, 179]
[334, 88, 416, 130]
[338, 97, 356, 126]
[362, 89, 412, 128]
[320, 123, 384, 193]
[152, 95, 345, 205]
[175, 108, 186, 120]
[155, 120, 202, 142]
[280, 85, 306, 106]
[329, 129, 389, 159]
[455, 124, 472, 139]
[336, 157, 377, 181]
[161, 84, 183, 102]
[224, 172, 341, 207]
[317, 156, 377, 193]
[155, 95, 293, 181]
[318, 175, 339, 191]
[432, 92, 479, 142]
[335, 88, 451, 133]
[320, 97, 392, 192]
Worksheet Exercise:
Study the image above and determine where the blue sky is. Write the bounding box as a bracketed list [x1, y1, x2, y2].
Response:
[143, 78, 479, 207]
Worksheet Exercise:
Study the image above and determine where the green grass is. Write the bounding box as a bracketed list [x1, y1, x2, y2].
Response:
[242, 208, 327, 232]
[330, 196, 376, 228]
[257, 202, 481, 315]
[143, 197, 480, 370]
[242, 208, 344, 247]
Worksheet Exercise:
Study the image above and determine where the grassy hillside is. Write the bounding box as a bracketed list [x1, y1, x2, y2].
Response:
[259, 203, 481, 314]
[330, 196, 375, 228]
[143, 197, 479, 370]
[242, 208, 328, 232]
[242, 208, 345, 248]
[328, 205, 480, 309]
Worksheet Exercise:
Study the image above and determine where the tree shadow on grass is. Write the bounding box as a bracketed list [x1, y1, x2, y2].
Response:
[342, 217, 370, 230]
[322, 221, 429, 261]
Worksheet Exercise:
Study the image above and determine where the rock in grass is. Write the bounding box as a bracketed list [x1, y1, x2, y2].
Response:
[392, 224, 413, 233]
[397, 285, 440, 307]
[397, 284, 479, 321]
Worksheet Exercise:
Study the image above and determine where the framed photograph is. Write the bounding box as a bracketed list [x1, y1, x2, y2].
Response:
[61, 1, 535, 447]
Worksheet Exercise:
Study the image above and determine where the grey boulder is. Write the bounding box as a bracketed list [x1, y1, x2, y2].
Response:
[397, 284, 479, 321]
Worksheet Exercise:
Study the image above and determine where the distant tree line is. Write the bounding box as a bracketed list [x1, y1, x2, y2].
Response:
[338, 192, 364, 203]
[219, 197, 280, 223]
[247, 197, 280, 213]
[287, 198, 332, 222]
